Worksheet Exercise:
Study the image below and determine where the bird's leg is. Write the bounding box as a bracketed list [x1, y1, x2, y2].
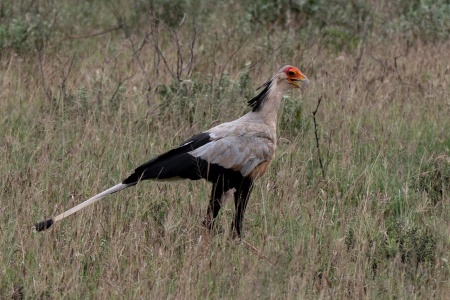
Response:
[231, 178, 253, 238]
[203, 180, 225, 230]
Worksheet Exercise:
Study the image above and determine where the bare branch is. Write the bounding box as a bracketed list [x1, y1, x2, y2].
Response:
[37, 47, 53, 102]
[145, 16, 177, 81]
[352, 45, 365, 78]
[312, 95, 326, 180]
[63, 25, 123, 41]
[109, 73, 136, 104]
[127, 35, 153, 89]
[219, 41, 245, 83]
[394, 40, 411, 85]
[186, 24, 198, 79]
[58, 51, 78, 102]
[146, 14, 198, 83]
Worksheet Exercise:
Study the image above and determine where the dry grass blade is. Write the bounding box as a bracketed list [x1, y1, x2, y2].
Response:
[2, 1, 450, 298]
[240, 239, 274, 266]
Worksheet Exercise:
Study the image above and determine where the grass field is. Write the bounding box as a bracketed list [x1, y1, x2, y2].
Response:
[1, 1, 450, 298]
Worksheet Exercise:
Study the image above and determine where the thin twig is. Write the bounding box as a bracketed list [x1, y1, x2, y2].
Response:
[248, 35, 288, 72]
[147, 31, 177, 80]
[394, 40, 411, 85]
[394, 40, 411, 71]
[63, 25, 123, 41]
[352, 45, 365, 78]
[149, 15, 198, 82]
[241, 239, 274, 266]
[59, 51, 78, 101]
[127, 35, 152, 89]
[218, 41, 245, 83]
[312, 95, 325, 180]
[109, 73, 136, 104]
[186, 24, 198, 79]
[37, 47, 52, 102]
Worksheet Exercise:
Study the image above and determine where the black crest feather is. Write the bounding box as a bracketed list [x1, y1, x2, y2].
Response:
[247, 80, 272, 112]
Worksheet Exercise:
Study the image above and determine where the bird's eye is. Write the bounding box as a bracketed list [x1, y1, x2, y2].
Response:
[288, 70, 295, 76]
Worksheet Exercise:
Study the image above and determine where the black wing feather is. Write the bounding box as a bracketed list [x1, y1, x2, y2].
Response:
[122, 132, 212, 184]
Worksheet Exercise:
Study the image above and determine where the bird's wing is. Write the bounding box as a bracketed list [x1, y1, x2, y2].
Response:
[122, 119, 276, 183]
[189, 132, 275, 177]
[122, 132, 212, 183]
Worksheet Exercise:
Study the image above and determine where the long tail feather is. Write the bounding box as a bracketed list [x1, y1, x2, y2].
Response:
[34, 183, 132, 232]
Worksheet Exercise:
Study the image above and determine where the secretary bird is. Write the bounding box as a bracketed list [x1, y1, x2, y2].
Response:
[35, 65, 309, 237]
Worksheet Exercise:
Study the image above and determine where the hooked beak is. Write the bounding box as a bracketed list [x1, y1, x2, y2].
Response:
[288, 77, 310, 89]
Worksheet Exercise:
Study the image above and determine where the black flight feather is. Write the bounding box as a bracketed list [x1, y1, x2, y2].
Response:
[247, 79, 272, 112]
[122, 133, 212, 184]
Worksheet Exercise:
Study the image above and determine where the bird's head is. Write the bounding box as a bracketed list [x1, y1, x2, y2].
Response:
[248, 65, 309, 112]
[276, 65, 309, 90]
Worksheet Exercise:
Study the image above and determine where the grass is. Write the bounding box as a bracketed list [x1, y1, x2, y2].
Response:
[1, 1, 450, 298]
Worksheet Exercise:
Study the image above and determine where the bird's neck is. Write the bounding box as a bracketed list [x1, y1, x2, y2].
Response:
[247, 82, 284, 132]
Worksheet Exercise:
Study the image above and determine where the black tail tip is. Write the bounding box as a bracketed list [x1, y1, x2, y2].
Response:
[34, 219, 54, 232]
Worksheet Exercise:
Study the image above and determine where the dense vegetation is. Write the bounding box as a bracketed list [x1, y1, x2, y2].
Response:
[1, 0, 450, 298]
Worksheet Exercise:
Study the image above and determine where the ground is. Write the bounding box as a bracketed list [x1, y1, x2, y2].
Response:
[1, 1, 450, 298]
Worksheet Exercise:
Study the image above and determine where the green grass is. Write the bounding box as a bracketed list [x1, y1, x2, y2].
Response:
[1, 1, 450, 298]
